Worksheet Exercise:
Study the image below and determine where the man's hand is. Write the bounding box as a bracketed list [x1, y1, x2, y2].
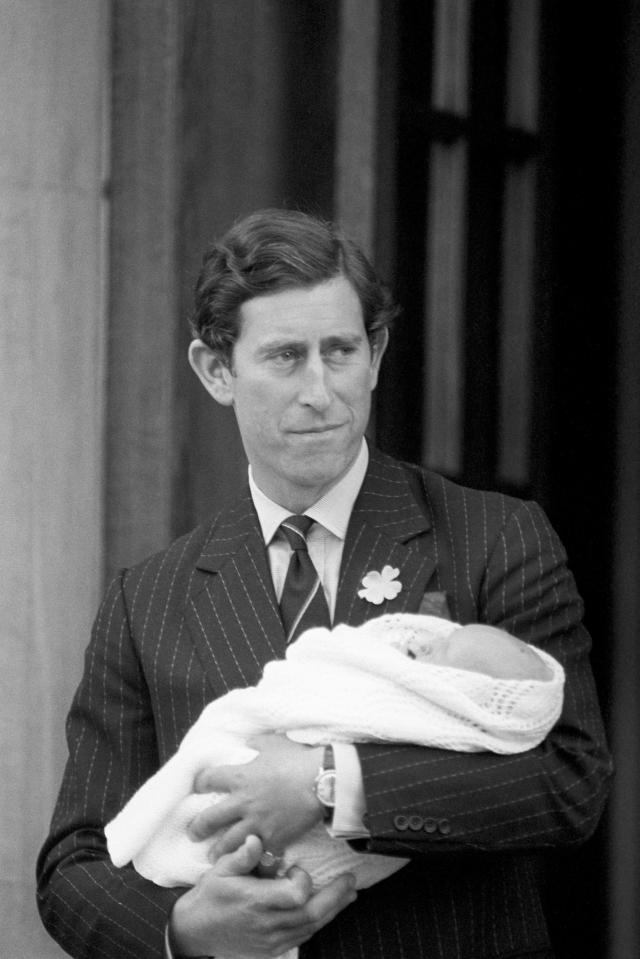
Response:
[170, 834, 357, 958]
[189, 733, 324, 857]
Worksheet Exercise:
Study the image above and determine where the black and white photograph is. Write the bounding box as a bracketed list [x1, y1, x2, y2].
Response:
[1, 3, 637, 958]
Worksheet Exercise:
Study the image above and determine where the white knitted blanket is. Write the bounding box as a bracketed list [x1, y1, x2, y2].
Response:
[106, 613, 564, 896]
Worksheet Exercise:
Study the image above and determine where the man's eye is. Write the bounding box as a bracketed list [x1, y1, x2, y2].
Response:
[327, 345, 356, 360]
[272, 349, 299, 364]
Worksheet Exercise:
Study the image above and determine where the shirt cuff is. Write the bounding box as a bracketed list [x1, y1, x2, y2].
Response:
[329, 743, 370, 838]
[165, 922, 176, 959]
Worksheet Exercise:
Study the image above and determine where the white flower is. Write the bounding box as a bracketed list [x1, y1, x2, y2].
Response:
[358, 566, 402, 605]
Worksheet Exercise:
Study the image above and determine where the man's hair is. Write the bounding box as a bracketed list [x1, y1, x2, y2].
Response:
[190, 208, 400, 363]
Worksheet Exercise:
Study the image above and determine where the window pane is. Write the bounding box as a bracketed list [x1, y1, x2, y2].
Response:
[432, 0, 470, 115]
[506, 0, 540, 131]
[424, 140, 468, 474]
[335, 0, 380, 256]
[498, 161, 536, 485]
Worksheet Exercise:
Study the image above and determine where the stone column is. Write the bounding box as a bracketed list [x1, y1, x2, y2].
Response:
[0, 2, 110, 954]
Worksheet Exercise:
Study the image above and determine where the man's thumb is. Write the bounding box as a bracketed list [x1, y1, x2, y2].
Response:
[213, 834, 263, 877]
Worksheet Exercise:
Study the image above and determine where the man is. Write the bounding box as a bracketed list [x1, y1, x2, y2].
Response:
[37, 209, 612, 959]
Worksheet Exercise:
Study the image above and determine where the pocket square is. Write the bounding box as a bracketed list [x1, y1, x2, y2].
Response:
[418, 590, 451, 619]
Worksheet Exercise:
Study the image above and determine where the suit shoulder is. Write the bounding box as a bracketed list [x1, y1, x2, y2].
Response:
[116, 515, 220, 597]
[398, 456, 523, 510]
[376, 449, 532, 532]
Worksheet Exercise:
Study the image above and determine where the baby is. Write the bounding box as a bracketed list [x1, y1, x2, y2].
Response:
[395, 620, 553, 680]
[106, 614, 563, 959]
[106, 613, 563, 898]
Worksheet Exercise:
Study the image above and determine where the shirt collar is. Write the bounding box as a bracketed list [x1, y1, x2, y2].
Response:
[249, 440, 369, 545]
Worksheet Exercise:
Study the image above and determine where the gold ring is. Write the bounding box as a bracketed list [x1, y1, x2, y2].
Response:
[256, 850, 284, 878]
[259, 850, 283, 868]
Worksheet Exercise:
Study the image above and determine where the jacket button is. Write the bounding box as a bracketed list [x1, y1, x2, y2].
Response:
[438, 818, 452, 835]
[394, 814, 409, 831]
[408, 815, 424, 831]
[423, 818, 438, 833]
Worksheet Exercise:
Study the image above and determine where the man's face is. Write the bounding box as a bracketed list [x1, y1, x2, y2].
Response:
[209, 275, 387, 511]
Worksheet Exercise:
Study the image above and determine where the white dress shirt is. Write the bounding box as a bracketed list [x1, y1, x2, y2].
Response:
[248, 441, 369, 837]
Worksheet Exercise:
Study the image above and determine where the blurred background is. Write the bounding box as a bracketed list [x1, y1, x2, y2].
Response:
[1, 1, 638, 956]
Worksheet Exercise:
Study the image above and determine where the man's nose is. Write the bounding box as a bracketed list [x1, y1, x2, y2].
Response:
[298, 357, 332, 409]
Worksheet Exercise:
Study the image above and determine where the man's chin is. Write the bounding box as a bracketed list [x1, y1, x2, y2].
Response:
[282, 450, 354, 496]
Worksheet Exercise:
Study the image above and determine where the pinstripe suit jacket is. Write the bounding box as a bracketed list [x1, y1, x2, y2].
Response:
[37, 449, 612, 959]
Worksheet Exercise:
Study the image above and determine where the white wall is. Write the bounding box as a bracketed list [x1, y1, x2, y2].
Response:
[0, 1, 110, 954]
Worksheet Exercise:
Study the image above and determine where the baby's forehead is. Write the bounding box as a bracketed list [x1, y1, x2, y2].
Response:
[382, 612, 459, 641]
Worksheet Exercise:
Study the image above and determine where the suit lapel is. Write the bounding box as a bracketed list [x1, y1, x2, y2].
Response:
[184, 450, 439, 692]
[184, 490, 286, 694]
[334, 449, 437, 626]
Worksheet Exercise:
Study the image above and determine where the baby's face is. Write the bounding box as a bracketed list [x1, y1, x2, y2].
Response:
[409, 624, 552, 681]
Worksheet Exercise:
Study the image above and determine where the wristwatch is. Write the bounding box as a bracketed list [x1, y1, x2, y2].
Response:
[313, 744, 336, 820]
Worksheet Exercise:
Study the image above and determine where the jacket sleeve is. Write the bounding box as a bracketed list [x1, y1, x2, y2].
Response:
[354, 499, 613, 859]
[36, 571, 185, 959]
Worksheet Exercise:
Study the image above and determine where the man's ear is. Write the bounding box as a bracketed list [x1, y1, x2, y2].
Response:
[369, 327, 389, 389]
[188, 339, 235, 407]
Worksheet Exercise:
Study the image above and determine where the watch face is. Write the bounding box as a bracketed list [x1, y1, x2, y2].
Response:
[316, 769, 336, 807]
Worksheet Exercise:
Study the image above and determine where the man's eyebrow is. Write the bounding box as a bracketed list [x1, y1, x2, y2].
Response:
[255, 338, 306, 356]
[255, 332, 365, 355]
[321, 333, 365, 347]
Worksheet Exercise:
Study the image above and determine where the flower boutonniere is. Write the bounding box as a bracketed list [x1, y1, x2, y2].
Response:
[358, 566, 402, 605]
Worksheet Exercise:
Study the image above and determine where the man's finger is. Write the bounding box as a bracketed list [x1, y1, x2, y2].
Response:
[211, 842, 315, 912]
[302, 873, 358, 927]
[188, 796, 240, 840]
[210, 834, 263, 877]
[194, 764, 239, 794]
[260, 873, 314, 911]
[211, 821, 257, 860]
[280, 865, 313, 906]
[272, 871, 356, 930]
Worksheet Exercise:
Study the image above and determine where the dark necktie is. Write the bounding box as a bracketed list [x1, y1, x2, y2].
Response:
[278, 515, 331, 644]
